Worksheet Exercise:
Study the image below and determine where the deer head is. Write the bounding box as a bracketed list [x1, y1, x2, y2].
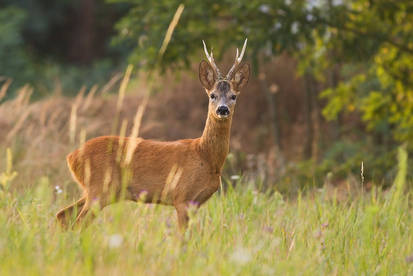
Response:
[199, 39, 250, 120]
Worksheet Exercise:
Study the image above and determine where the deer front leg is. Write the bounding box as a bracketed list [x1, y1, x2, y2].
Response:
[175, 203, 189, 231]
[175, 186, 218, 231]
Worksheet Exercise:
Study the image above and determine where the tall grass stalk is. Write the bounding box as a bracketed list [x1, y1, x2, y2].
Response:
[389, 144, 408, 213]
[0, 78, 12, 101]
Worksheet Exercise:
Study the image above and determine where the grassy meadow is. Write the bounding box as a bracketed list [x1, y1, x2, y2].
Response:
[0, 144, 412, 275]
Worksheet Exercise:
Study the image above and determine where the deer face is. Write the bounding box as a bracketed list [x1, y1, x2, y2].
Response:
[199, 39, 250, 120]
[199, 63, 250, 119]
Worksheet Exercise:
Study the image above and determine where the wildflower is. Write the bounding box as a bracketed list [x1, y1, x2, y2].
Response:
[55, 185, 63, 194]
[108, 234, 123, 248]
[230, 246, 251, 265]
[231, 175, 240, 180]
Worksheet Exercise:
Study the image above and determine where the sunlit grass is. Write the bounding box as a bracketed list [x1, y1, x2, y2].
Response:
[0, 177, 411, 275]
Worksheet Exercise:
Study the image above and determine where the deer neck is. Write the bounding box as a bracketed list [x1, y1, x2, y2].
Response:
[199, 112, 232, 173]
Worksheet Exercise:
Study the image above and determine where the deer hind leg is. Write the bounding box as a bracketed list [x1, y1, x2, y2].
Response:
[72, 196, 103, 228]
[72, 191, 116, 228]
[56, 196, 87, 228]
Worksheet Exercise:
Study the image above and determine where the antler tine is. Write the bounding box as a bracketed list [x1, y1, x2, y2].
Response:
[202, 40, 211, 62]
[238, 38, 248, 62]
[202, 40, 222, 78]
[226, 38, 248, 80]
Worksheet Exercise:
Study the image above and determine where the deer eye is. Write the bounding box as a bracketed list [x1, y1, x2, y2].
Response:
[210, 93, 216, 100]
[231, 95, 237, 100]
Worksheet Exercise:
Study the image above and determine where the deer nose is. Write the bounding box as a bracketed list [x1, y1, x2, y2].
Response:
[216, 105, 230, 116]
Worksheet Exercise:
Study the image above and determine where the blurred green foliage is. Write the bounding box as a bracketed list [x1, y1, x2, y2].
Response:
[0, 0, 130, 97]
[318, 1, 413, 145]
[109, 0, 318, 70]
[0, 7, 34, 86]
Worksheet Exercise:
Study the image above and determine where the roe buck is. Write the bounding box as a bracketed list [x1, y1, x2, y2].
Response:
[56, 39, 250, 230]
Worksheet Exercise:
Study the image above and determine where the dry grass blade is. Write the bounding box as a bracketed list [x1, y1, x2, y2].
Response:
[74, 86, 86, 108]
[116, 119, 129, 162]
[79, 128, 87, 146]
[69, 103, 78, 144]
[82, 85, 99, 112]
[6, 107, 32, 142]
[158, 4, 185, 60]
[161, 164, 183, 202]
[0, 79, 12, 102]
[100, 73, 122, 95]
[117, 65, 133, 112]
[14, 85, 33, 108]
[124, 96, 148, 165]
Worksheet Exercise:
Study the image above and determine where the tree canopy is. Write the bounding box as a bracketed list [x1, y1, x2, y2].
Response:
[110, 0, 413, 146]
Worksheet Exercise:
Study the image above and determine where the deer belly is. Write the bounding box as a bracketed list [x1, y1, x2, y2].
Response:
[179, 175, 221, 205]
[127, 171, 178, 205]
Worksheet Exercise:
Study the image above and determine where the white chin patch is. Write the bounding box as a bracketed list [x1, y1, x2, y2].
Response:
[217, 114, 230, 119]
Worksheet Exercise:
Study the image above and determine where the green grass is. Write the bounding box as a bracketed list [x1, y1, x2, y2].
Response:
[0, 178, 412, 275]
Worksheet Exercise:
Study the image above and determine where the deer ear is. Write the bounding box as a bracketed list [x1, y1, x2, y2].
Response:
[231, 63, 250, 91]
[199, 60, 216, 90]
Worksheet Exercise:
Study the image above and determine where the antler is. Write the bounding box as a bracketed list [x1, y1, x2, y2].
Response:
[202, 40, 222, 79]
[226, 38, 248, 80]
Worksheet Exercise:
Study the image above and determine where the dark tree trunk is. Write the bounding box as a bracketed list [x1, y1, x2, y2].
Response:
[69, 0, 95, 64]
[304, 74, 314, 159]
[311, 79, 321, 162]
[259, 73, 282, 151]
[304, 74, 321, 161]
[259, 72, 286, 176]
